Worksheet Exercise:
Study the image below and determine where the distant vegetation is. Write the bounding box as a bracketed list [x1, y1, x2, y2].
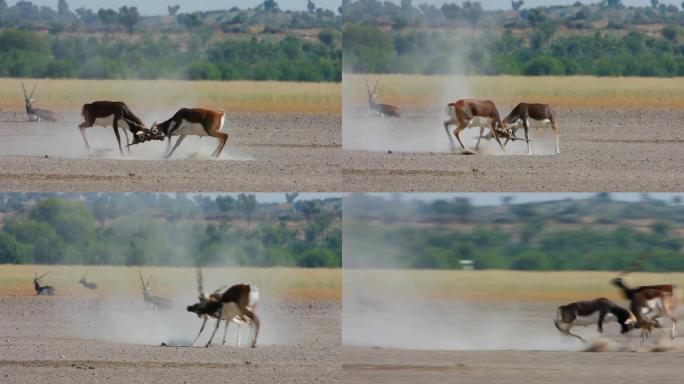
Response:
[0, 0, 341, 81]
[343, 0, 684, 76]
[345, 193, 684, 271]
[0, 193, 341, 268]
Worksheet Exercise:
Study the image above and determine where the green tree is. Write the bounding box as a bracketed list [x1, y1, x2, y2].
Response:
[263, 0, 279, 11]
[168, 5, 180, 16]
[0, 232, 28, 264]
[307, 0, 316, 12]
[237, 194, 258, 223]
[512, 0, 524, 10]
[117, 6, 140, 34]
[58, 0, 70, 15]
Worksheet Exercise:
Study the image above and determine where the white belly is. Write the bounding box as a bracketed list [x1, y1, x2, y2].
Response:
[170, 119, 209, 136]
[93, 115, 130, 130]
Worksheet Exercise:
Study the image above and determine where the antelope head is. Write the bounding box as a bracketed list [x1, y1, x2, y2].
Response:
[365, 79, 380, 105]
[21, 82, 37, 110]
[138, 271, 153, 294]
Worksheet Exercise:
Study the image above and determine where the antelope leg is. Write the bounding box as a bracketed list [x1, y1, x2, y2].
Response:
[205, 318, 221, 348]
[192, 317, 208, 347]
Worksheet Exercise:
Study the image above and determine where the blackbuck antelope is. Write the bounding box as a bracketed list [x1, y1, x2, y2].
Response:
[502, 103, 559, 155]
[187, 269, 258, 348]
[21, 82, 57, 122]
[554, 298, 636, 343]
[33, 272, 56, 296]
[79, 101, 148, 156]
[138, 271, 173, 310]
[444, 99, 509, 152]
[186, 275, 260, 348]
[365, 80, 400, 117]
[611, 277, 678, 340]
[148, 108, 228, 159]
[78, 275, 98, 290]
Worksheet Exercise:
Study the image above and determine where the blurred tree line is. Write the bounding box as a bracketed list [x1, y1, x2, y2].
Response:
[0, 1, 341, 81]
[342, 0, 684, 76]
[0, 193, 341, 268]
[344, 193, 684, 271]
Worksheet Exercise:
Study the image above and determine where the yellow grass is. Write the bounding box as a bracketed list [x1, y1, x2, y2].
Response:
[0, 78, 341, 114]
[0, 264, 341, 301]
[346, 269, 684, 302]
[345, 74, 684, 109]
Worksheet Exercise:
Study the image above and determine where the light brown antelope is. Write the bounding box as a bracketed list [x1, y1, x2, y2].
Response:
[138, 271, 173, 310]
[444, 99, 508, 152]
[21, 82, 56, 122]
[611, 277, 678, 341]
[365, 80, 400, 117]
[33, 272, 56, 295]
[79, 101, 148, 156]
[148, 108, 228, 159]
[188, 268, 257, 347]
[186, 274, 260, 348]
[503, 103, 559, 155]
[554, 298, 636, 343]
[78, 275, 98, 290]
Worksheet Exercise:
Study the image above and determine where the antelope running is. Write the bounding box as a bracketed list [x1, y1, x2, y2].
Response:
[503, 103, 559, 155]
[611, 277, 679, 340]
[21, 82, 56, 122]
[33, 272, 56, 295]
[79, 101, 148, 155]
[365, 80, 400, 117]
[149, 108, 228, 159]
[138, 271, 173, 310]
[78, 275, 98, 290]
[554, 298, 636, 342]
[187, 269, 257, 347]
[444, 99, 508, 152]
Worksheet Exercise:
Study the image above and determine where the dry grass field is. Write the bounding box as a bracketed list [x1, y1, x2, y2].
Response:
[0, 78, 340, 114]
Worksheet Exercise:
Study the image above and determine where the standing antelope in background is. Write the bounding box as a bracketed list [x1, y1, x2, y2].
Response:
[21, 82, 57, 122]
[138, 271, 173, 310]
[188, 269, 257, 347]
[503, 103, 559, 155]
[554, 298, 636, 342]
[78, 275, 98, 290]
[79, 101, 148, 156]
[365, 80, 400, 117]
[150, 108, 228, 159]
[444, 99, 507, 152]
[611, 277, 678, 340]
[33, 272, 56, 295]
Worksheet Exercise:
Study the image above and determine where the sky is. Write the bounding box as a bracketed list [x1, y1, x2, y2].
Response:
[363, 193, 684, 206]
[10, 0, 682, 15]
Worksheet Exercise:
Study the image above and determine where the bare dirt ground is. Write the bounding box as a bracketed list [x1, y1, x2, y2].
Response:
[343, 107, 684, 191]
[0, 110, 341, 192]
[0, 296, 340, 383]
[342, 296, 684, 383]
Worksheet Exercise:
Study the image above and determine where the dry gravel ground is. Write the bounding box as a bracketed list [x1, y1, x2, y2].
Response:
[343, 107, 684, 191]
[0, 296, 340, 383]
[0, 110, 341, 192]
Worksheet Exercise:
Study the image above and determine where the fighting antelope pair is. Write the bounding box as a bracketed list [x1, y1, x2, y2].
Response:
[79, 101, 228, 158]
[444, 99, 559, 155]
[186, 268, 260, 348]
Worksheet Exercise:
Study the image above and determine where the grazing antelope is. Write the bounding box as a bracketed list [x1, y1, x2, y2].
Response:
[21, 82, 57, 122]
[188, 269, 257, 347]
[33, 272, 56, 296]
[138, 271, 173, 310]
[365, 80, 400, 117]
[503, 103, 559, 155]
[78, 275, 98, 290]
[554, 298, 636, 343]
[79, 101, 148, 156]
[149, 108, 228, 159]
[611, 277, 678, 340]
[444, 99, 508, 152]
[186, 277, 260, 348]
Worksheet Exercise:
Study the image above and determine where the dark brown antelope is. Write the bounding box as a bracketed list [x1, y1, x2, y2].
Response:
[187, 268, 257, 347]
[79, 101, 148, 156]
[611, 277, 678, 340]
[503, 103, 559, 155]
[138, 271, 173, 310]
[33, 272, 56, 296]
[444, 99, 508, 152]
[21, 82, 57, 122]
[146, 108, 228, 159]
[78, 275, 98, 290]
[365, 80, 400, 117]
[554, 298, 636, 342]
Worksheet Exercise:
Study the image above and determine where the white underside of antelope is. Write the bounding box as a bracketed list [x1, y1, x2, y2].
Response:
[508, 118, 558, 155]
[93, 116, 132, 131]
[641, 297, 677, 339]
